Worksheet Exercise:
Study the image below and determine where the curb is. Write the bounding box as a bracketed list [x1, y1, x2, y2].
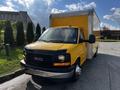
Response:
[0, 69, 25, 84]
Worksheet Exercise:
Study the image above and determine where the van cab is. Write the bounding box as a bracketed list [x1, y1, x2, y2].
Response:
[21, 26, 96, 79]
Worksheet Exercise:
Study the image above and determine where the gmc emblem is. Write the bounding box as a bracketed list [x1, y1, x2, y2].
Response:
[34, 57, 44, 61]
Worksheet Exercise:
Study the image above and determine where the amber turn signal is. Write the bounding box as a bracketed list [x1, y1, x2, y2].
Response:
[53, 62, 70, 66]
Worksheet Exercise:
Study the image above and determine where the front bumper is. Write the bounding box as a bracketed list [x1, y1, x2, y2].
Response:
[20, 60, 74, 78]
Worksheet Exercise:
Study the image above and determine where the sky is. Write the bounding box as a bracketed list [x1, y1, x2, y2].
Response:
[0, 0, 120, 30]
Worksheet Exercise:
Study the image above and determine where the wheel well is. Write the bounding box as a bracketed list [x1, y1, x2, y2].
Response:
[75, 57, 80, 65]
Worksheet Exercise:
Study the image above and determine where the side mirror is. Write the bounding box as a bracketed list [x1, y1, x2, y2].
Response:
[89, 34, 96, 43]
[79, 39, 84, 43]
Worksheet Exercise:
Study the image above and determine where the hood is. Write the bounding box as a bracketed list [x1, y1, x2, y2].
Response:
[25, 41, 77, 51]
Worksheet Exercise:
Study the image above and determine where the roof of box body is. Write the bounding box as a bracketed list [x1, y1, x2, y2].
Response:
[50, 9, 100, 23]
[50, 9, 95, 18]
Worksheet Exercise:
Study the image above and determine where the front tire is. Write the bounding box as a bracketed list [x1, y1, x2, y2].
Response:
[72, 62, 81, 81]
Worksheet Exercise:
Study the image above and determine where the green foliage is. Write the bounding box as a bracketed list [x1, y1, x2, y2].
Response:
[0, 20, 7, 43]
[0, 20, 7, 29]
[0, 48, 23, 75]
[35, 23, 41, 41]
[16, 21, 25, 46]
[42, 27, 46, 33]
[4, 21, 14, 46]
[12, 22, 17, 31]
[26, 22, 34, 43]
[0, 30, 1, 43]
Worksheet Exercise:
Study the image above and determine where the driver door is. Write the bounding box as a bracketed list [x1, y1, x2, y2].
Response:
[78, 30, 87, 65]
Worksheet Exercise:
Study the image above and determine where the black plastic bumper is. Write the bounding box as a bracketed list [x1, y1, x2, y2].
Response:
[20, 60, 74, 78]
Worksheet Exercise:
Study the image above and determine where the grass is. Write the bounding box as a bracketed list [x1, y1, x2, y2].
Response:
[0, 47, 23, 76]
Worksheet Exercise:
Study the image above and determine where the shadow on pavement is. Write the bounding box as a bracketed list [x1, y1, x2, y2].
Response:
[26, 54, 120, 90]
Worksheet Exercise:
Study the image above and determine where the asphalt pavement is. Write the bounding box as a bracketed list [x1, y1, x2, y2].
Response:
[0, 42, 120, 90]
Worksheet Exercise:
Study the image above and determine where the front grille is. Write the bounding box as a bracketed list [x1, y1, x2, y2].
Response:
[24, 49, 67, 68]
[25, 52, 55, 68]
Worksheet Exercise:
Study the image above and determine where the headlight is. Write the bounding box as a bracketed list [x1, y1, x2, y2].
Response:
[58, 55, 65, 61]
[54, 54, 71, 66]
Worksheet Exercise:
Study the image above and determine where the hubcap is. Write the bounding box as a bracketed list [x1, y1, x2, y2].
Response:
[75, 65, 81, 76]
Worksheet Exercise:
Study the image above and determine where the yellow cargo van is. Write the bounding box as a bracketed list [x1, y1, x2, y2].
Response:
[21, 9, 100, 80]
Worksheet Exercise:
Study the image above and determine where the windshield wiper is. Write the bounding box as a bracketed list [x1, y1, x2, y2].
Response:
[39, 39, 48, 42]
[48, 40, 64, 43]
[39, 39, 64, 43]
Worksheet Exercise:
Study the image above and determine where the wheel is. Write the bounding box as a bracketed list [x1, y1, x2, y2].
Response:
[72, 62, 81, 81]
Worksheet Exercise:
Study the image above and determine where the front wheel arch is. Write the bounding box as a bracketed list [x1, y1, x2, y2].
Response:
[74, 57, 81, 66]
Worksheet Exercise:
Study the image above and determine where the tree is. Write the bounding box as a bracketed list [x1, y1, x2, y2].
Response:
[12, 22, 17, 31]
[0, 20, 7, 43]
[0, 23, 2, 43]
[16, 21, 25, 46]
[26, 22, 34, 43]
[35, 23, 41, 41]
[42, 27, 46, 33]
[4, 21, 14, 46]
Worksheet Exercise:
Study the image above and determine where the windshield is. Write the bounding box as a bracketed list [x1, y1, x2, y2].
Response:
[39, 28, 78, 43]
